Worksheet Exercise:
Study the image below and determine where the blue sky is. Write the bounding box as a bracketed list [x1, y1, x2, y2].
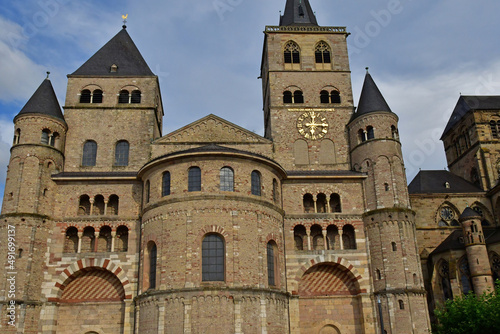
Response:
[1, 0, 500, 207]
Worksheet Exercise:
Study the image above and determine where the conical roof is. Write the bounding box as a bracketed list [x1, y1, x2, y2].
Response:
[280, 0, 318, 26]
[459, 207, 481, 221]
[352, 72, 394, 121]
[71, 27, 154, 76]
[15, 78, 64, 122]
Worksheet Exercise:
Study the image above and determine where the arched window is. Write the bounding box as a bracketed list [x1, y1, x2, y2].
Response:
[311, 224, 324, 250]
[331, 90, 341, 103]
[315, 41, 331, 64]
[118, 90, 129, 103]
[92, 89, 103, 103]
[64, 227, 78, 253]
[41, 129, 50, 145]
[82, 140, 97, 166]
[294, 225, 307, 250]
[81, 226, 95, 253]
[316, 193, 327, 213]
[320, 90, 330, 104]
[342, 224, 356, 250]
[220, 167, 234, 191]
[439, 260, 453, 300]
[293, 90, 304, 104]
[145, 180, 150, 203]
[273, 179, 279, 204]
[13, 128, 20, 145]
[116, 226, 129, 252]
[283, 90, 293, 103]
[391, 242, 397, 251]
[148, 242, 157, 289]
[284, 41, 300, 64]
[459, 257, 473, 294]
[114, 141, 129, 166]
[80, 89, 91, 103]
[188, 167, 201, 192]
[330, 194, 341, 213]
[50, 132, 59, 147]
[490, 252, 500, 282]
[97, 226, 112, 252]
[367, 126, 375, 140]
[93, 195, 105, 215]
[131, 90, 141, 103]
[326, 225, 339, 250]
[399, 300, 405, 310]
[251, 170, 261, 196]
[358, 129, 366, 143]
[391, 125, 398, 139]
[108, 194, 119, 215]
[303, 193, 314, 213]
[202, 234, 225, 281]
[490, 120, 498, 139]
[267, 241, 278, 287]
[162, 171, 171, 196]
[78, 195, 91, 215]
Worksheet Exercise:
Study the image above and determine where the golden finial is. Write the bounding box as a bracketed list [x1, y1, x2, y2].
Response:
[122, 14, 128, 28]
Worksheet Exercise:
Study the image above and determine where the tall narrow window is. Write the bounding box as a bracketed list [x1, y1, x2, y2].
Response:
[188, 167, 201, 192]
[145, 180, 150, 203]
[41, 129, 50, 145]
[63, 227, 79, 253]
[284, 41, 300, 64]
[367, 126, 375, 140]
[293, 90, 304, 104]
[108, 195, 119, 215]
[283, 91, 293, 103]
[267, 241, 278, 286]
[92, 89, 103, 103]
[439, 260, 453, 300]
[93, 195, 105, 215]
[315, 41, 331, 64]
[13, 128, 20, 145]
[118, 90, 129, 103]
[162, 171, 171, 196]
[131, 90, 141, 103]
[116, 225, 128, 252]
[320, 90, 330, 103]
[80, 89, 91, 103]
[459, 257, 473, 294]
[220, 167, 234, 191]
[251, 170, 261, 196]
[148, 242, 157, 289]
[331, 90, 341, 103]
[273, 179, 279, 204]
[114, 141, 129, 166]
[78, 195, 91, 215]
[358, 129, 366, 143]
[202, 234, 225, 281]
[82, 140, 97, 166]
[491, 121, 498, 139]
[330, 194, 341, 213]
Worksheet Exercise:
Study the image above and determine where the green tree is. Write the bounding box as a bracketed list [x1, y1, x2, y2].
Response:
[433, 283, 500, 334]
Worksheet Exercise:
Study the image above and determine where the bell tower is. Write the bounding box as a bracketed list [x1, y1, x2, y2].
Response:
[260, 0, 354, 171]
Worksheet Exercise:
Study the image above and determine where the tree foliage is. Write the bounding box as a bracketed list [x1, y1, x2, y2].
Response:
[433, 283, 500, 334]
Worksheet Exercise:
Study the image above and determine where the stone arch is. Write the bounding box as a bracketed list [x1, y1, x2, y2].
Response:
[198, 225, 229, 241]
[48, 259, 132, 301]
[435, 201, 460, 226]
[319, 323, 341, 334]
[294, 254, 363, 286]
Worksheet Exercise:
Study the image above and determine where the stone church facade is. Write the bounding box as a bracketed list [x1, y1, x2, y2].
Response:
[1, 0, 499, 333]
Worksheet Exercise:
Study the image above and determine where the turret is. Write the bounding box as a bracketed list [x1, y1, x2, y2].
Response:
[348, 71, 431, 333]
[459, 207, 494, 295]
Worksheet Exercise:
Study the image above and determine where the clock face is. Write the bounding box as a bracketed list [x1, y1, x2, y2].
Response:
[296, 111, 329, 140]
[440, 207, 454, 220]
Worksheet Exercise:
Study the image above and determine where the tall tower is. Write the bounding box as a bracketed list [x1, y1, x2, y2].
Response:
[348, 72, 431, 333]
[0, 77, 66, 332]
[261, 0, 354, 171]
[459, 207, 494, 295]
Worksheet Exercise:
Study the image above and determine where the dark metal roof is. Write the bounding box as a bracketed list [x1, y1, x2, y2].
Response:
[280, 0, 318, 26]
[408, 170, 483, 194]
[351, 72, 394, 121]
[441, 96, 500, 139]
[71, 27, 154, 76]
[15, 78, 64, 122]
[430, 230, 465, 255]
[459, 207, 481, 221]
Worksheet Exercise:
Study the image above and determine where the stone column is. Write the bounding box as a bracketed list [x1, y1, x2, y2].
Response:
[77, 232, 83, 253]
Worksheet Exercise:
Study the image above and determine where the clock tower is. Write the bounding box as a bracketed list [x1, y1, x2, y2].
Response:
[260, 0, 354, 171]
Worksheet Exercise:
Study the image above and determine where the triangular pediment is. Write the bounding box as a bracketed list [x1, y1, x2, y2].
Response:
[156, 114, 270, 144]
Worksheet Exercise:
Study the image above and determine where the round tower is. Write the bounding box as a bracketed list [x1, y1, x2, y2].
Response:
[459, 207, 494, 295]
[0, 76, 66, 333]
[347, 71, 430, 333]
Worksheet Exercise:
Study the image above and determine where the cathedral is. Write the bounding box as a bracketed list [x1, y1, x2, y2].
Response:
[1, 0, 499, 333]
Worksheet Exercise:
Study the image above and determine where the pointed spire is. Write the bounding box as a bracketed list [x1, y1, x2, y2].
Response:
[280, 0, 318, 26]
[71, 28, 154, 76]
[15, 77, 64, 122]
[352, 71, 394, 120]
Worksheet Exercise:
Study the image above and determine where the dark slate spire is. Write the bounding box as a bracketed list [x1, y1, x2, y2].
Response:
[280, 0, 318, 26]
[15, 77, 64, 122]
[71, 27, 154, 76]
[352, 71, 394, 120]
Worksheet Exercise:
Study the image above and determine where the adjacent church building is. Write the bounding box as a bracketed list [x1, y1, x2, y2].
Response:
[1, 0, 499, 333]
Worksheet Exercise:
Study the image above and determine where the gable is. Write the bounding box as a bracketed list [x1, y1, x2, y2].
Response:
[155, 114, 271, 144]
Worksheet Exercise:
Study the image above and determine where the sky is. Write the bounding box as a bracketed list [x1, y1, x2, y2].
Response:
[1, 0, 500, 206]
